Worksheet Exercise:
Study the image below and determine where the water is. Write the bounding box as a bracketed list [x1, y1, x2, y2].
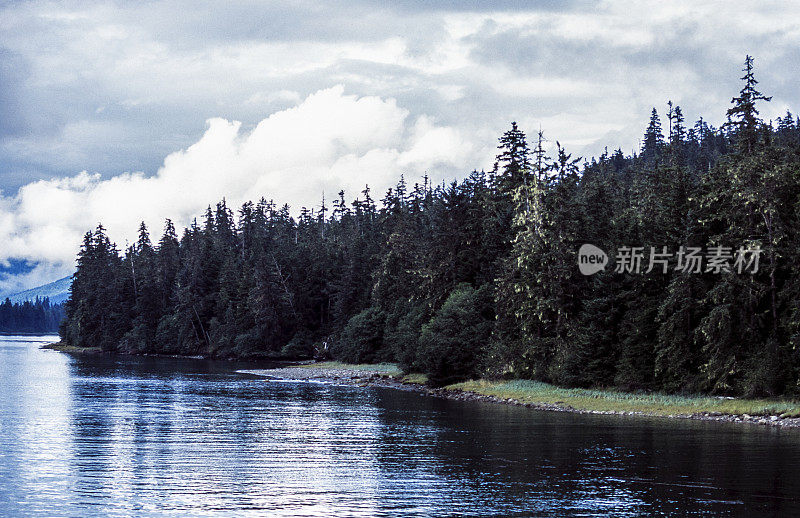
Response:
[1, 335, 799, 517]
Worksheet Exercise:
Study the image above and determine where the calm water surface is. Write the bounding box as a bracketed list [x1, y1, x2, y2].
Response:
[1, 335, 799, 517]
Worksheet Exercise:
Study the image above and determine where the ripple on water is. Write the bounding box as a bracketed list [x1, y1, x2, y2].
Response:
[1, 336, 799, 517]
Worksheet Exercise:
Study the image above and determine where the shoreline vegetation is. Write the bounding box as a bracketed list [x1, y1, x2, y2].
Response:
[42, 343, 800, 426]
[54, 58, 800, 412]
[237, 359, 800, 428]
[253, 362, 800, 428]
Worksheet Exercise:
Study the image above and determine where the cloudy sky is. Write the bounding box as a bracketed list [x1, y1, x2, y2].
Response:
[0, 0, 799, 295]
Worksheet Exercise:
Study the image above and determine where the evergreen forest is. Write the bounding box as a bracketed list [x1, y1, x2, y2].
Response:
[0, 298, 64, 334]
[60, 57, 800, 396]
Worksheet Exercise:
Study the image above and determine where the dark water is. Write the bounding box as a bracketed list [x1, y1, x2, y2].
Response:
[1, 336, 799, 517]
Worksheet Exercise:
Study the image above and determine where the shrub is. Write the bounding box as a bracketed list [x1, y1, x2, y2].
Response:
[281, 329, 316, 359]
[384, 299, 429, 372]
[332, 307, 386, 363]
[418, 284, 493, 386]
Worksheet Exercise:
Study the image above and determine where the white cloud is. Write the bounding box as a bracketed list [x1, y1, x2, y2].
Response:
[1, 0, 799, 293]
[0, 86, 480, 293]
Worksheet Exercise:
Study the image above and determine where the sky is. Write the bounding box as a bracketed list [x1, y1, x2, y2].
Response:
[0, 0, 799, 295]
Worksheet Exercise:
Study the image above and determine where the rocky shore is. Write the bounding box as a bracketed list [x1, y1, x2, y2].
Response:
[242, 365, 800, 429]
[41, 341, 103, 354]
[45, 343, 800, 430]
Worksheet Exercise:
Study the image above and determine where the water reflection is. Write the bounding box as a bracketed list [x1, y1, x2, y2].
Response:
[0, 336, 799, 516]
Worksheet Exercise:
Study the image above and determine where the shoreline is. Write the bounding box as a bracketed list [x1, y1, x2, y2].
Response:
[242, 363, 800, 429]
[40, 341, 306, 362]
[42, 342, 800, 429]
[40, 341, 105, 354]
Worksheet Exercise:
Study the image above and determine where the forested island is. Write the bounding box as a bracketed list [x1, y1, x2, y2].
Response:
[0, 298, 64, 334]
[60, 57, 800, 397]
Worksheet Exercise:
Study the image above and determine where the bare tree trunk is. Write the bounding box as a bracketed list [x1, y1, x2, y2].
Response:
[272, 254, 298, 320]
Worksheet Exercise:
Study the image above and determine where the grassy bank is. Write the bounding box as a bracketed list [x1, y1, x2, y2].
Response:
[306, 362, 800, 419]
[449, 379, 800, 418]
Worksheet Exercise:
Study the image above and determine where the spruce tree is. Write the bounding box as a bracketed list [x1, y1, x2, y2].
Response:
[725, 55, 772, 155]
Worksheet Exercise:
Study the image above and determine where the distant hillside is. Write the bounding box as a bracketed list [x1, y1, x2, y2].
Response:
[6, 276, 72, 305]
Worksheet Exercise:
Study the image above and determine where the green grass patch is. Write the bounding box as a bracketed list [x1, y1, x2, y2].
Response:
[400, 373, 428, 385]
[301, 361, 402, 376]
[446, 379, 800, 417]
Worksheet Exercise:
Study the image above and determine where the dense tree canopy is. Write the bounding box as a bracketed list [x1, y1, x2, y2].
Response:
[61, 57, 800, 396]
[0, 298, 64, 334]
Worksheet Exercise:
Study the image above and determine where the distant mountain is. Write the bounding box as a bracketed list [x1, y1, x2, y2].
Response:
[6, 276, 72, 305]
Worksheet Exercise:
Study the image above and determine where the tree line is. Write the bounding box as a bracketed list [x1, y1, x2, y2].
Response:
[61, 57, 800, 396]
[0, 298, 64, 334]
